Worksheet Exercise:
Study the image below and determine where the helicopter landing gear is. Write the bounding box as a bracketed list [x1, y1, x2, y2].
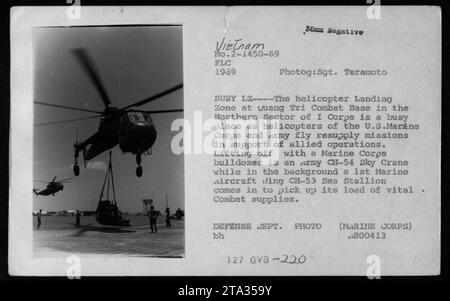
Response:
[73, 145, 81, 176]
[136, 166, 143, 177]
[136, 153, 142, 165]
[136, 152, 143, 177]
[73, 164, 80, 176]
[73, 130, 81, 176]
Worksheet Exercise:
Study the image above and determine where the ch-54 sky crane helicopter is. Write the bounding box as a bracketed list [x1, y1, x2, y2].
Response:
[34, 48, 183, 177]
[33, 176, 74, 196]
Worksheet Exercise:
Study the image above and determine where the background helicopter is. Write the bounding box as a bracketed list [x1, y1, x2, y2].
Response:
[34, 48, 183, 177]
[33, 176, 74, 196]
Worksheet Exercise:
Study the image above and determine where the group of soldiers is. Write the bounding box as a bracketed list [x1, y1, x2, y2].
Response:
[35, 207, 184, 231]
[147, 206, 184, 233]
[35, 209, 81, 229]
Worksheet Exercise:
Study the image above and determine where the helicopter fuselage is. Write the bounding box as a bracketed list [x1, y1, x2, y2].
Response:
[118, 111, 157, 155]
[34, 183, 64, 196]
[77, 111, 157, 162]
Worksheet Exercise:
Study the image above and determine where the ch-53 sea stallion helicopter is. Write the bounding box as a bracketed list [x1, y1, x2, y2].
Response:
[33, 176, 74, 196]
[35, 48, 183, 177]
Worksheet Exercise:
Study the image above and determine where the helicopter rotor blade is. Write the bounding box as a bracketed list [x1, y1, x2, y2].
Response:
[34, 101, 103, 114]
[119, 84, 183, 111]
[55, 177, 76, 183]
[33, 180, 51, 183]
[72, 48, 112, 109]
[51, 176, 57, 182]
[34, 115, 103, 127]
[130, 109, 184, 114]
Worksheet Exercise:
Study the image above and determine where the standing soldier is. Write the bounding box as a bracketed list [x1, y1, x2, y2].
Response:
[75, 210, 81, 228]
[175, 208, 184, 220]
[165, 207, 171, 227]
[147, 205, 158, 233]
[37, 209, 42, 229]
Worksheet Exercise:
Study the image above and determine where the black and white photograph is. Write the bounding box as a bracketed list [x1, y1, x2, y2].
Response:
[6, 4, 444, 283]
[32, 25, 185, 258]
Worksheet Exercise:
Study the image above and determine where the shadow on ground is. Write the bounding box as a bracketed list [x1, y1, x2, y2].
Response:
[70, 224, 136, 236]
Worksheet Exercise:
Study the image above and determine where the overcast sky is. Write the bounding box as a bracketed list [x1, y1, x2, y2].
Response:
[33, 26, 184, 213]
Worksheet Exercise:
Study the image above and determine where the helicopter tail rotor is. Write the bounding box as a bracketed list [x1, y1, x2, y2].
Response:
[33, 188, 39, 196]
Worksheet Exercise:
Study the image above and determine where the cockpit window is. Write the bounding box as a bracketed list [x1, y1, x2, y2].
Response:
[128, 112, 148, 123]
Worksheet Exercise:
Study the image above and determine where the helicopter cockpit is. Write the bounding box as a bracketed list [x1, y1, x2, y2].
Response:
[126, 112, 153, 125]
